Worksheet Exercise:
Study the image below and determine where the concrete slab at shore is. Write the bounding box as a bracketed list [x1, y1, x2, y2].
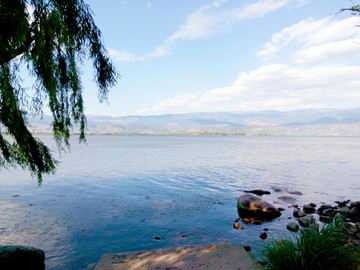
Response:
[95, 244, 262, 270]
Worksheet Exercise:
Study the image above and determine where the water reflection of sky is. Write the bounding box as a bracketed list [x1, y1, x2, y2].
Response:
[0, 135, 359, 269]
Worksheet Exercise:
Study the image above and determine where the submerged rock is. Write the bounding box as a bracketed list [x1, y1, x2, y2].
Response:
[243, 189, 271, 196]
[0, 245, 45, 270]
[278, 196, 296, 203]
[287, 222, 300, 232]
[237, 194, 281, 220]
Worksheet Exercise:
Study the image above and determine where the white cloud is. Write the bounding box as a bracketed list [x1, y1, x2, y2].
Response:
[147, 2, 152, 8]
[111, 0, 306, 62]
[108, 48, 136, 62]
[152, 93, 198, 114]
[167, 0, 297, 43]
[150, 64, 360, 113]
[257, 16, 360, 63]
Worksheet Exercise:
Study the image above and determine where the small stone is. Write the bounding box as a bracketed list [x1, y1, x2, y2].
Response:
[298, 216, 316, 227]
[10, 195, 20, 198]
[287, 222, 299, 232]
[303, 204, 316, 214]
[259, 231, 267, 240]
[244, 245, 251, 252]
[263, 228, 269, 231]
[288, 190, 303, 195]
[278, 207, 286, 211]
[154, 237, 161, 240]
[220, 238, 227, 243]
[244, 189, 271, 196]
[278, 196, 296, 203]
[309, 203, 317, 208]
[291, 203, 298, 208]
[336, 201, 348, 207]
[233, 222, 241, 229]
[234, 217, 241, 222]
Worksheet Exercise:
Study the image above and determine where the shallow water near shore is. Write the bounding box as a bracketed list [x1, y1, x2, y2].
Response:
[0, 135, 359, 269]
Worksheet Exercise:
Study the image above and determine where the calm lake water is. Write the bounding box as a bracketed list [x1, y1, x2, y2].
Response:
[0, 135, 359, 269]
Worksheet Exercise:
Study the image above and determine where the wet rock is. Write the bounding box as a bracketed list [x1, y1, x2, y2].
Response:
[0, 245, 45, 270]
[322, 208, 335, 217]
[233, 223, 241, 229]
[244, 189, 271, 196]
[287, 222, 299, 232]
[319, 215, 333, 223]
[335, 200, 349, 207]
[278, 207, 285, 211]
[288, 190, 303, 195]
[291, 203, 299, 208]
[339, 206, 350, 215]
[244, 245, 251, 252]
[298, 216, 316, 227]
[309, 203, 317, 208]
[278, 196, 296, 203]
[303, 204, 316, 214]
[271, 186, 285, 192]
[350, 201, 360, 209]
[234, 217, 241, 223]
[259, 231, 267, 240]
[237, 194, 281, 220]
[317, 204, 333, 214]
[154, 237, 161, 240]
[349, 207, 360, 221]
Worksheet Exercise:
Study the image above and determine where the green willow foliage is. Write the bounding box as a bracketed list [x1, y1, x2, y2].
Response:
[0, 0, 119, 183]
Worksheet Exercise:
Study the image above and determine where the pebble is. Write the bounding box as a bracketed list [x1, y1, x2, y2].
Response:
[259, 231, 267, 240]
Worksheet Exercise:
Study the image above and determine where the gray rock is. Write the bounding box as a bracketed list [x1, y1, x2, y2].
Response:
[298, 216, 316, 227]
[287, 222, 300, 232]
[278, 196, 296, 203]
[339, 206, 350, 215]
[237, 194, 281, 220]
[0, 245, 45, 270]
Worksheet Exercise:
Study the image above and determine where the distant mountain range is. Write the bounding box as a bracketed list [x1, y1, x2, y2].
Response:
[28, 108, 360, 136]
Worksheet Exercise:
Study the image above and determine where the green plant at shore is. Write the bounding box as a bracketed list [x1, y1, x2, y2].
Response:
[262, 221, 360, 270]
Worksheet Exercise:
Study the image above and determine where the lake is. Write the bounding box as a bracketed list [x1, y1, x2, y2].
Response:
[0, 135, 359, 269]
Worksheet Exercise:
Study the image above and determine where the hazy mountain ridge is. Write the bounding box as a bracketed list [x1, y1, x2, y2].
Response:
[28, 108, 360, 136]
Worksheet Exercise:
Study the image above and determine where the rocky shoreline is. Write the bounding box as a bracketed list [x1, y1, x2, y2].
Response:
[235, 187, 360, 247]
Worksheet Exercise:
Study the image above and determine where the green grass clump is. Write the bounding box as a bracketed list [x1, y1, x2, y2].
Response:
[262, 221, 360, 270]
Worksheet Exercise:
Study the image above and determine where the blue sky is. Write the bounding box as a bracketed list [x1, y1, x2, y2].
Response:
[80, 0, 360, 116]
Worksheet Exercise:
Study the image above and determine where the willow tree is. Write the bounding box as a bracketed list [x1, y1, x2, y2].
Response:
[0, 0, 119, 182]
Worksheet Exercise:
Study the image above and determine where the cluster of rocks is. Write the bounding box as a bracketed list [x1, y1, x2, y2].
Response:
[287, 200, 360, 245]
[235, 188, 360, 245]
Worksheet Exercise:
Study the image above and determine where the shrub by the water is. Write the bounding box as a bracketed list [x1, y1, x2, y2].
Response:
[262, 221, 360, 270]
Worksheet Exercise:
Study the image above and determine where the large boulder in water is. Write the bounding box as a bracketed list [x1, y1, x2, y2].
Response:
[0, 245, 45, 270]
[237, 194, 281, 220]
